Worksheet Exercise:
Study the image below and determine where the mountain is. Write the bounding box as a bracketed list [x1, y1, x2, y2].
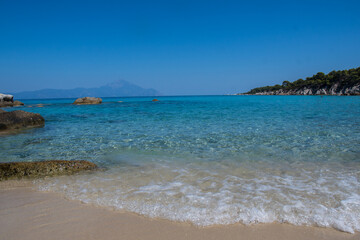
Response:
[12, 80, 161, 99]
[241, 67, 360, 95]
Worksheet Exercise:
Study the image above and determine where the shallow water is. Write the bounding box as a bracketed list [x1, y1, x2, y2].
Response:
[1, 96, 360, 232]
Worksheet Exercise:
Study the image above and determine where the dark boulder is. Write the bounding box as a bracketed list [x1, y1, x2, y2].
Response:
[0, 110, 45, 132]
[73, 97, 102, 105]
[0, 160, 98, 180]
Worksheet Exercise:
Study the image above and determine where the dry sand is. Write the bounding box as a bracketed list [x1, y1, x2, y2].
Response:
[0, 180, 359, 240]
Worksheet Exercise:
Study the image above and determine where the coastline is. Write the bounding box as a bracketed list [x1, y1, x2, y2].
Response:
[236, 93, 360, 96]
[0, 180, 358, 240]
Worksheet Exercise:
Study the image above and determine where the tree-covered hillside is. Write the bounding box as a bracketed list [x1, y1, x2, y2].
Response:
[246, 67, 360, 94]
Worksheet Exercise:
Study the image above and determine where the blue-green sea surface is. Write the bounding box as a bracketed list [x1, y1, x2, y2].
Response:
[1, 96, 359, 233]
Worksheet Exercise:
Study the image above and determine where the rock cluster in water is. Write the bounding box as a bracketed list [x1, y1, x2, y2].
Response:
[0, 93, 24, 107]
[73, 97, 102, 105]
[0, 110, 45, 133]
[0, 160, 98, 180]
[0, 95, 98, 181]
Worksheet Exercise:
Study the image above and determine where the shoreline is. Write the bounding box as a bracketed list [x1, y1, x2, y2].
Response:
[0, 180, 358, 240]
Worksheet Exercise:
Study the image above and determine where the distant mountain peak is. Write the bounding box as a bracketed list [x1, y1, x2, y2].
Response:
[13, 80, 161, 99]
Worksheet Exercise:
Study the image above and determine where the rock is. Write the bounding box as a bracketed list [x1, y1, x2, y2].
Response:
[0, 94, 25, 107]
[152, 99, 159, 102]
[0, 160, 98, 180]
[0, 101, 15, 107]
[13, 101, 24, 106]
[0, 93, 14, 103]
[73, 97, 102, 105]
[0, 110, 45, 132]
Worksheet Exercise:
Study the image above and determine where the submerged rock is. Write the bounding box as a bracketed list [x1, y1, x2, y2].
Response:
[0, 102, 15, 107]
[152, 99, 159, 102]
[73, 97, 102, 105]
[0, 160, 98, 180]
[0, 110, 45, 132]
[13, 100, 24, 106]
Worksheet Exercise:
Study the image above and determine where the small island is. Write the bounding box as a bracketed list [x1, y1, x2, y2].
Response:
[242, 67, 360, 95]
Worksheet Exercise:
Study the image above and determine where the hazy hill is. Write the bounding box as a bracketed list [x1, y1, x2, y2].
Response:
[12, 80, 161, 99]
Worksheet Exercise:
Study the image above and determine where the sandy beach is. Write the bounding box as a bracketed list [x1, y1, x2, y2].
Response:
[0, 180, 358, 240]
[1, 0, 360, 238]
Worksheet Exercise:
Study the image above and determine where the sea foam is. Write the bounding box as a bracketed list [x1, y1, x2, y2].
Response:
[36, 155, 360, 233]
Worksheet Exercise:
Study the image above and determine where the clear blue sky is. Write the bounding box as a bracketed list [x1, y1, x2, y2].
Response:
[1, 0, 359, 95]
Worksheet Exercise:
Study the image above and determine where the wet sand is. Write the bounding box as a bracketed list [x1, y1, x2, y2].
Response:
[0, 180, 358, 240]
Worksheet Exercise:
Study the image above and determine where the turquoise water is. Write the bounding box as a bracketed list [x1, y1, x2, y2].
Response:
[1, 96, 360, 232]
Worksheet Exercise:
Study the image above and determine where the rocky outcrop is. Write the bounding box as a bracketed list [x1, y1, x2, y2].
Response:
[0, 94, 14, 107]
[245, 84, 360, 95]
[0, 94, 24, 107]
[0, 110, 45, 133]
[13, 101, 24, 106]
[0, 101, 25, 107]
[243, 67, 360, 96]
[0, 94, 13, 102]
[73, 97, 102, 105]
[0, 160, 98, 180]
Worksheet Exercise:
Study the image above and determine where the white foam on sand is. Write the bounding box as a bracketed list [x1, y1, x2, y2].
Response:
[36, 157, 360, 233]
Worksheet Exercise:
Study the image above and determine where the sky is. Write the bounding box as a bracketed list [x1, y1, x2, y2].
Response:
[0, 0, 360, 95]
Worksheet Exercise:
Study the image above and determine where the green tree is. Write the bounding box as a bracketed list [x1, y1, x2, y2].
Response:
[282, 81, 291, 87]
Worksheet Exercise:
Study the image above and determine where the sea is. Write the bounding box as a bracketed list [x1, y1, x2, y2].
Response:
[1, 95, 359, 233]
